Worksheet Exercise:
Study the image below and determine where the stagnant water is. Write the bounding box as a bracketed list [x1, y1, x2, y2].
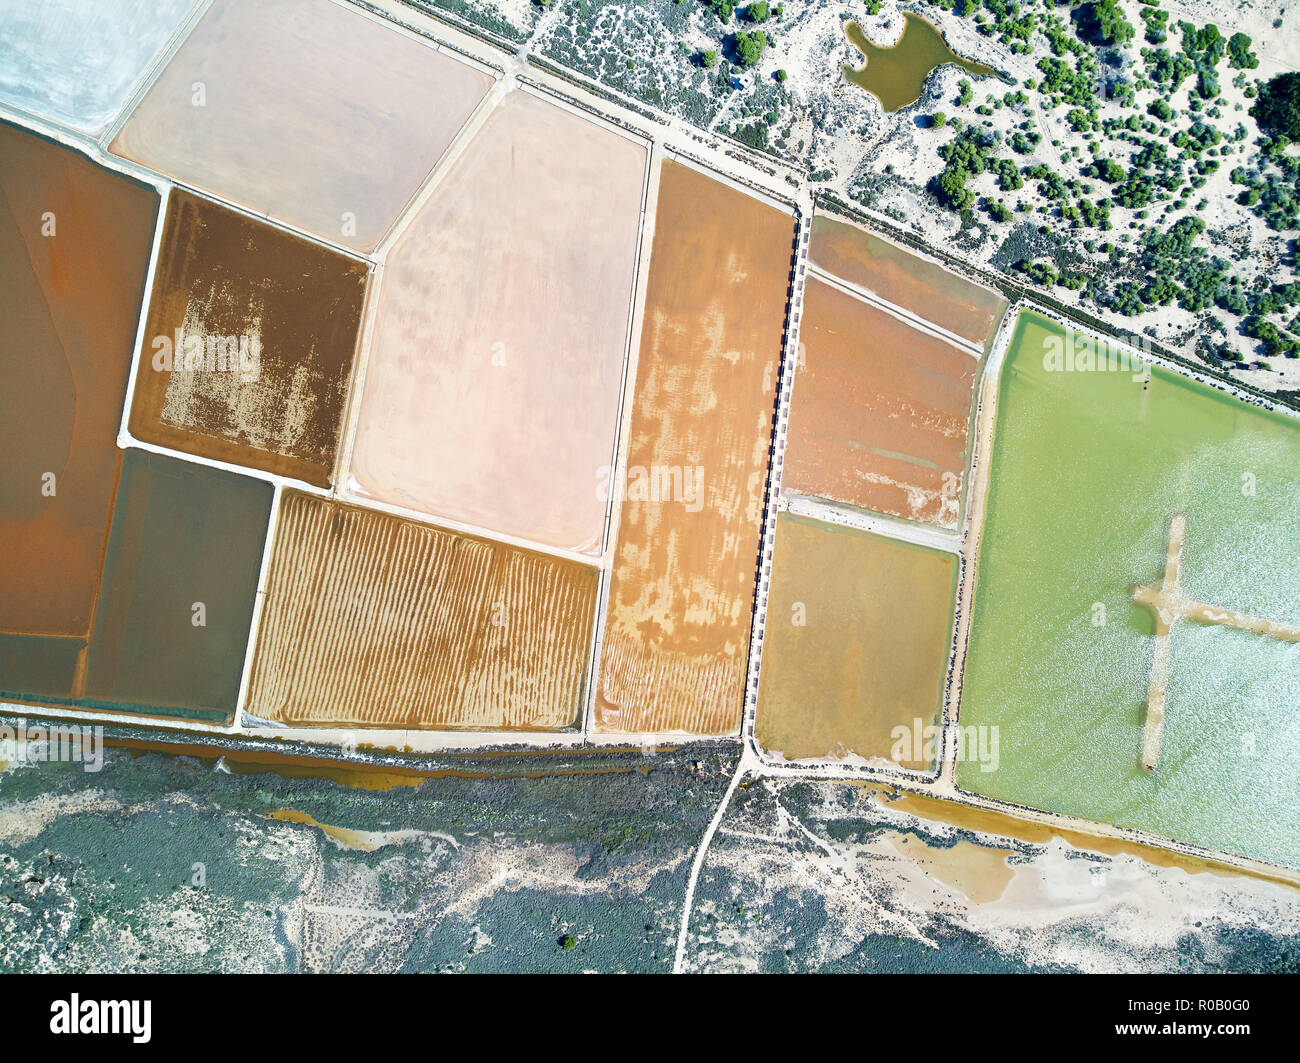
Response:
[959, 310, 1300, 869]
[842, 13, 997, 113]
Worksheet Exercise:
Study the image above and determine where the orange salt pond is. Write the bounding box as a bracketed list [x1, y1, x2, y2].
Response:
[809, 213, 1006, 347]
[595, 161, 793, 735]
[784, 278, 978, 530]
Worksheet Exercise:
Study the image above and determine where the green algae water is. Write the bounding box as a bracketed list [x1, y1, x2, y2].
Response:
[842, 14, 997, 113]
[958, 310, 1300, 868]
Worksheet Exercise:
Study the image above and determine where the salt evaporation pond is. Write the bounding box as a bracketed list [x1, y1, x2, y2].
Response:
[959, 310, 1300, 869]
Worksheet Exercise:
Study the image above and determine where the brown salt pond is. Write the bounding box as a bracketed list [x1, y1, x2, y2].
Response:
[784, 278, 977, 530]
[129, 190, 368, 488]
[82, 450, 271, 722]
[809, 213, 1006, 347]
[347, 91, 645, 555]
[755, 514, 957, 769]
[0, 121, 157, 644]
[246, 492, 599, 730]
[595, 161, 794, 734]
[110, 0, 493, 252]
[2, 448, 270, 723]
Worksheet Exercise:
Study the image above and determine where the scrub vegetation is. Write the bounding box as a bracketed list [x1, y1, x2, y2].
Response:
[912, 3, 1299, 372]
[423, 0, 1300, 383]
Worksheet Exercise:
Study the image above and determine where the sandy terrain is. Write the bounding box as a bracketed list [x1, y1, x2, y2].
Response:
[595, 160, 794, 734]
[130, 190, 368, 488]
[348, 91, 646, 555]
[785, 278, 977, 529]
[247, 492, 599, 730]
[755, 514, 957, 768]
[110, 0, 492, 251]
[0, 122, 157, 640]
[689, 777, 1300, 972]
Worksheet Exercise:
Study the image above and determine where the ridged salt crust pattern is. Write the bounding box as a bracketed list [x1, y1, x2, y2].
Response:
[248, 493, 598, 730]
[598, 634, 740, 736]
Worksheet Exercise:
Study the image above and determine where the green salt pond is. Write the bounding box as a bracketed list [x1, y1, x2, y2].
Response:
[842, 14, 997, 113]
[958, 310, 1300, 868]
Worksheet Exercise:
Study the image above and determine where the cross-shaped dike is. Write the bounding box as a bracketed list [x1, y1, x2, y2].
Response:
[1132, 513, 1300, 772]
